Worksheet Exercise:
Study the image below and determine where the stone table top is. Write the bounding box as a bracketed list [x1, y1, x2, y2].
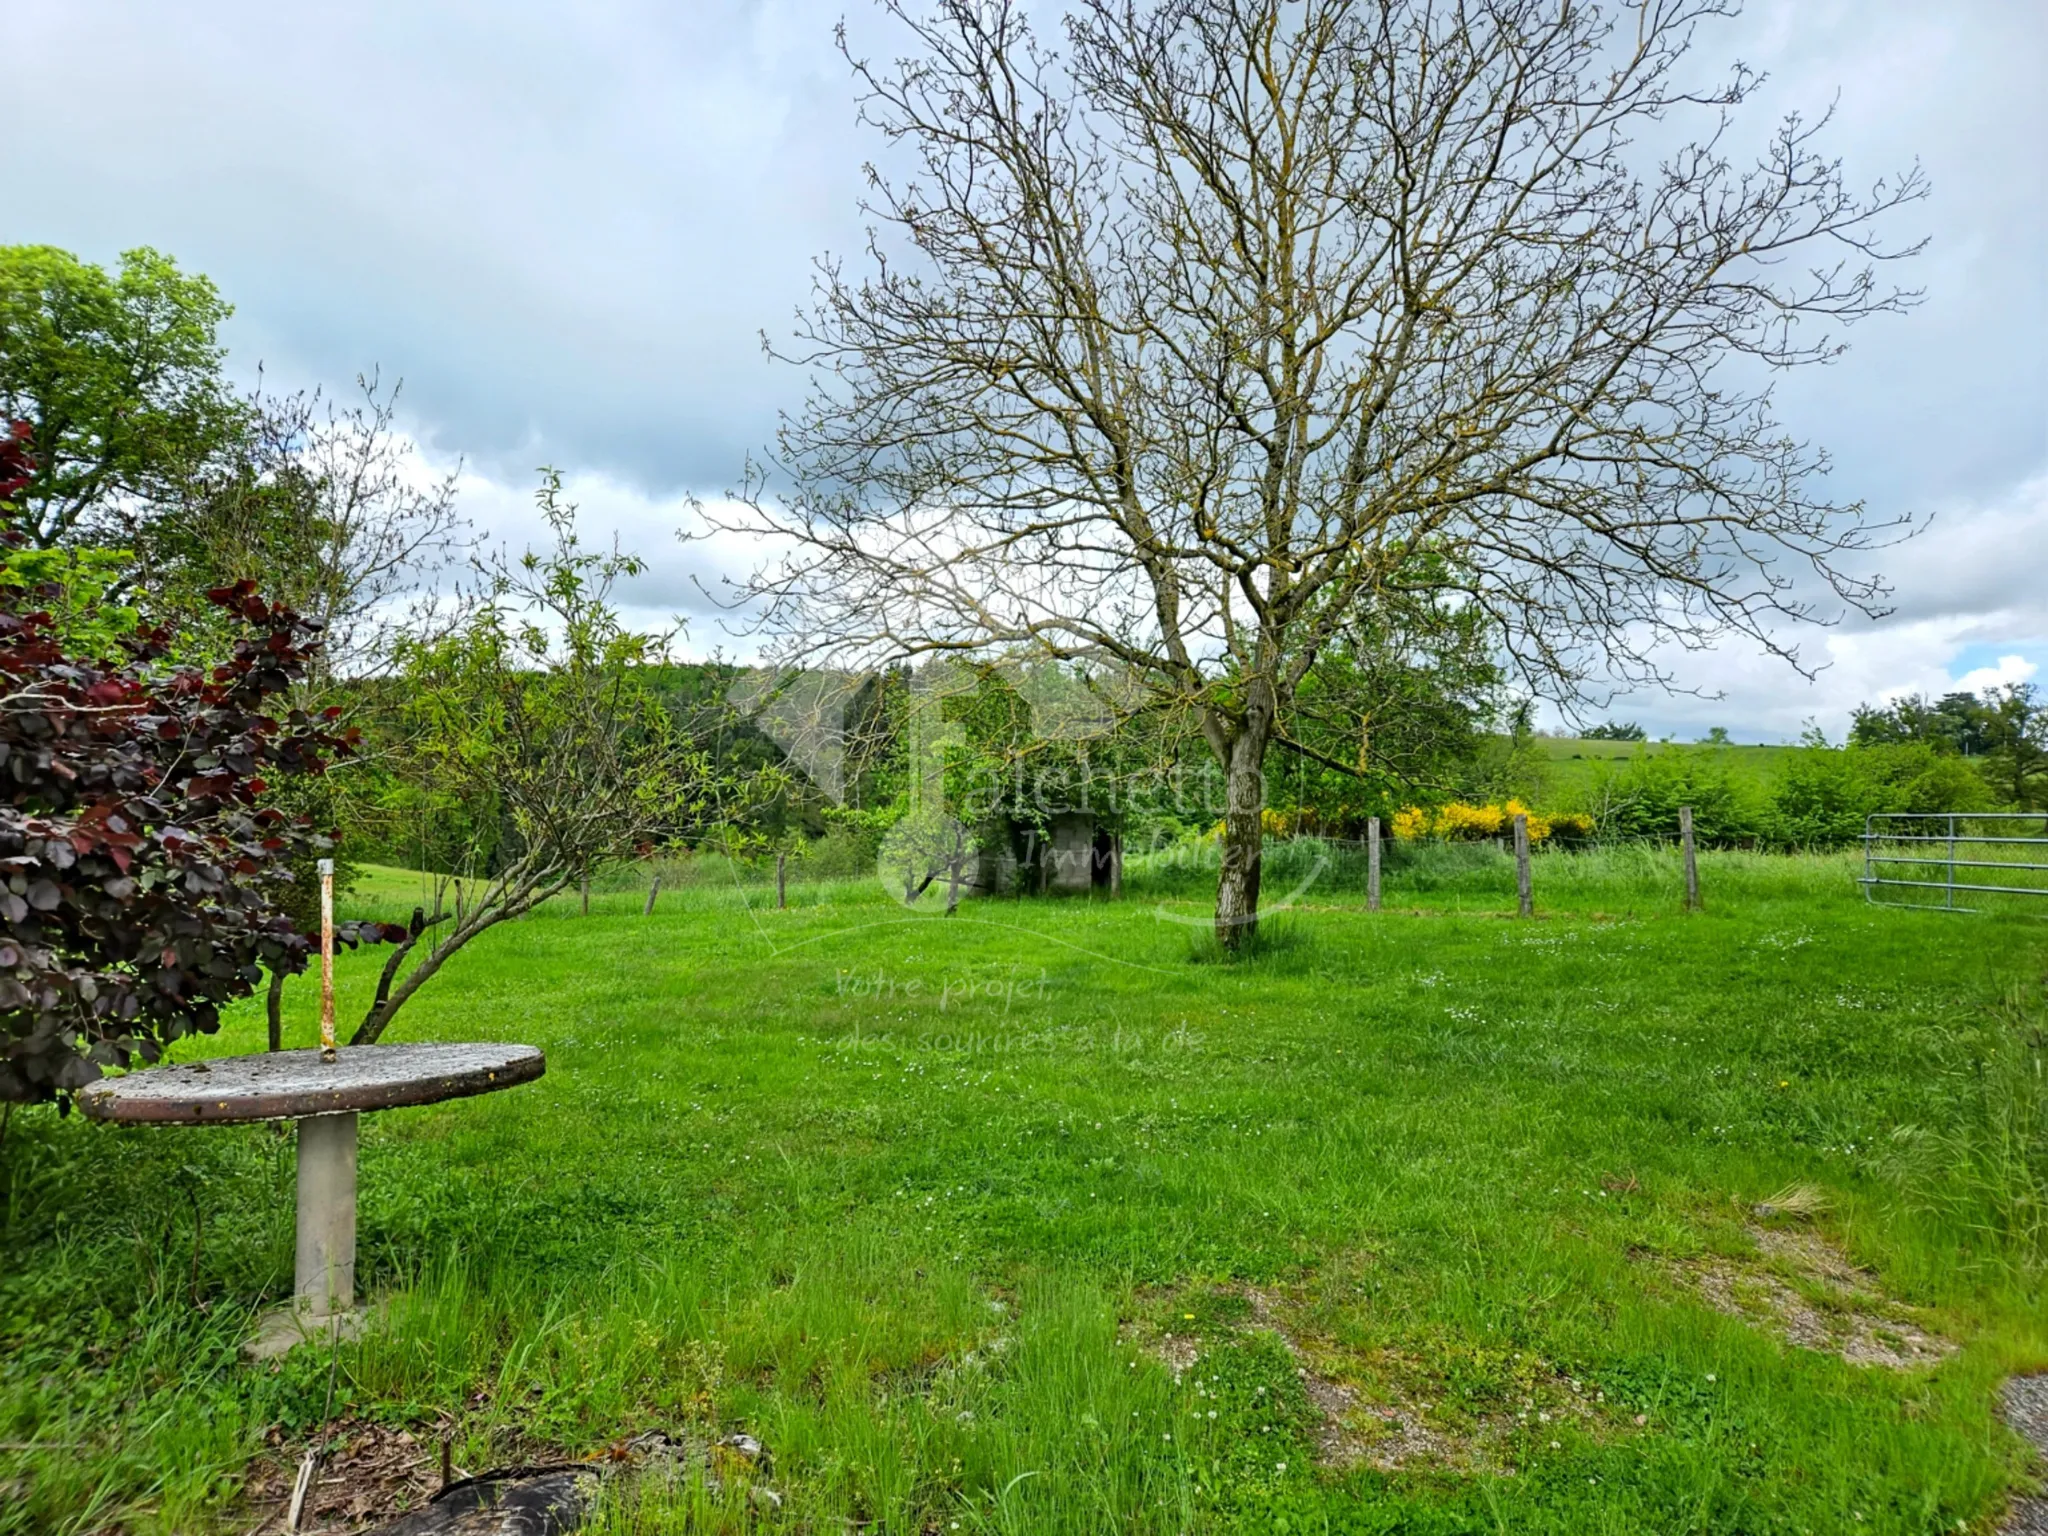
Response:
[76, 1042, 545, 1125]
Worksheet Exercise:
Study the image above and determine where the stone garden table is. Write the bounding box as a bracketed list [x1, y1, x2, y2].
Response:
[74, 863, 545, 1352]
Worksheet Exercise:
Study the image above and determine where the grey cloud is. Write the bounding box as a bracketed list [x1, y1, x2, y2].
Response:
[6, 0, 2044, 737]
[6, 0, 871, 493]
[1849, 478, 2048, 628]
[8, 1, 2041, 511]
[1737, 1, 2048, 511]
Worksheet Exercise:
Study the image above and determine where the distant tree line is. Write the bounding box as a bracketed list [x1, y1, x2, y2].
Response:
[1851, 686, 2045, 809]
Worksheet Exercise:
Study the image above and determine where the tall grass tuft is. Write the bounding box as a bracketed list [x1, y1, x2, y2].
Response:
[1885, 980, 2048, 1269]
[1181, 914, 1309, 967]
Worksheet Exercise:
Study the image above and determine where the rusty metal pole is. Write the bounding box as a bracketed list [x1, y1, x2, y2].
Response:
[317, 859, 336, 1062]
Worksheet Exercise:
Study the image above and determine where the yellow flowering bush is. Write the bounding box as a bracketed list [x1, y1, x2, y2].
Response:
[1435, 801, 1506, 839]
[1206, 807, 1304, 840]
[1206, 801, 1595, 844]
[1391, 799, 1575, 843]
[1209, 806, 1384, 839]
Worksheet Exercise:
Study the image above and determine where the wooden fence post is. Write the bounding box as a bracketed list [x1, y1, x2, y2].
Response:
[643, 873, 662, 916]
[1513, 813, 1533, 918]
[1110, 833, 1123, 898]
[1680, 806, 1701, 912]
[580, 875, 589, 916]
[776, 850, 788, 910]
[1367, 816, 1382, 913]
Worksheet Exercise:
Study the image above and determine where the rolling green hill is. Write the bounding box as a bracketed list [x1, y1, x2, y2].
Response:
[1534, 737, 1798, 800]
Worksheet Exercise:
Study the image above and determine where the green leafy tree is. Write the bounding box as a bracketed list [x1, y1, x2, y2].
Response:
[1281, 581, 1502, 826]
[864, 659, 1053, 909]
[349, 471, 714, 1043]
[1863, 743, 1996, 817]
[1765, 748, 1876, 848]
[1849, 683, 2045, 808]
[1979, 684, 2048, 809]
[0, 246, 241, 548]
[0, 544, 138, 657]
[1461, 698, 1552, 810]
[1849, 691, 1992, 755]
[1766, 741, 1990, 848]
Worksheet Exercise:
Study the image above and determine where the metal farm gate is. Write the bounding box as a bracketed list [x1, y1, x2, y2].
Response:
[1860, 812, 2048, 912]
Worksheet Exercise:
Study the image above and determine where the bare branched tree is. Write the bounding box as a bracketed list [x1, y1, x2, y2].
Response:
[722, 0, 1926, 945]
[146, 371, 468, 681]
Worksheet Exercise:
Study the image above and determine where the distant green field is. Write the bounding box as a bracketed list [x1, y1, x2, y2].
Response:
[4, 851, 2046, 1533]
[1535, 738, 1799, 801]
[1537, 737, 1796, 763]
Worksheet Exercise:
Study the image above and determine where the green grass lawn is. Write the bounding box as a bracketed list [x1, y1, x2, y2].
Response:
[3, 849, 2046, 1533]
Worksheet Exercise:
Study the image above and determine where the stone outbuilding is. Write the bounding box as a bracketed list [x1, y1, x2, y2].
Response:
[972, 810, 1123, 896]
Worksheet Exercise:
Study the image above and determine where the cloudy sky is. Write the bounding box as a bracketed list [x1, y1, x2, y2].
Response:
[7, 0, 2044, 740]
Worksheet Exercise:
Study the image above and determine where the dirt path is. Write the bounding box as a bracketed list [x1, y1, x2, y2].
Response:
[2005, 1375, 2048, 1535]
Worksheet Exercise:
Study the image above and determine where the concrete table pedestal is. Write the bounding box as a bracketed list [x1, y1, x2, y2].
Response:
[79, 1042, 544, 1354]
[297, 1110, 359, 1319]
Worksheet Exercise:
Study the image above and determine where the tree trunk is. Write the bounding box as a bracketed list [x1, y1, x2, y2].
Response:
[943, 826, 968, 915]
[1214, 719, 1270, 950]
